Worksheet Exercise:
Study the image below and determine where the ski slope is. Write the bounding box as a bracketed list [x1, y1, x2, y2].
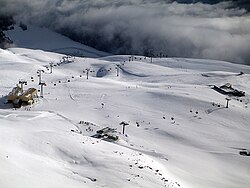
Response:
[4, 25, 109, 58]
[0, 46, 250, 188]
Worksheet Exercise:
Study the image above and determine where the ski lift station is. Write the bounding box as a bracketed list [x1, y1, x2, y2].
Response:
[7, 85, 38, 108]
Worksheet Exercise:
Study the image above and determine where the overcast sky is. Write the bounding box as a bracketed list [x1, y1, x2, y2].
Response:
[1, 0, 250, 65]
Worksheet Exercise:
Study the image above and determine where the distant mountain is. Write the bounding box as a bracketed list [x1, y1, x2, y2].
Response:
[1, 1, 249, 64]
[3, 24, 109, 58]
[0, 15, 15, 48]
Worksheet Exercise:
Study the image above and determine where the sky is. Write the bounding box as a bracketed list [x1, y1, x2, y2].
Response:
[1, 0, 250, 65]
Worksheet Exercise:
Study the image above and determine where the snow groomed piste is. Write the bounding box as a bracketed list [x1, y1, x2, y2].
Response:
[1, 26, 250, 188]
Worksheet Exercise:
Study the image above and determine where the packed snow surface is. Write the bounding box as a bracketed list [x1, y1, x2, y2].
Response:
[0, 48, 250, 188]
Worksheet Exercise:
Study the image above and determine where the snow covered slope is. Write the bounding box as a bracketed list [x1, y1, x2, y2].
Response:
[0, 48, 250, 188]
[4, 25, 109, 58]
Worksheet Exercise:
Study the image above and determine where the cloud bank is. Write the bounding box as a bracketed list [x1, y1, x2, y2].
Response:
[1, 0, 250, 64]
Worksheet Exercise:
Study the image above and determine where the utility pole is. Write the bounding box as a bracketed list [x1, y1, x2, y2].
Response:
[39, 81, 46, 98]
[115, 64, 120, 77]
[49, 62, 54, 74]
[148, 49, 153, 63]
[37, 70, 44, 84]
[84, 68, 95, 80]
[85, 68, 90, 79]
[120, 121, 129, 135]
[19, 80, 27, 92]
[225, 98, 231, 108]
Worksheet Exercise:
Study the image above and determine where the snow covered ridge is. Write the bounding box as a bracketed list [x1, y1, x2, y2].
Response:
[0, 48, 250, 188]
[4, 25, 109, 58]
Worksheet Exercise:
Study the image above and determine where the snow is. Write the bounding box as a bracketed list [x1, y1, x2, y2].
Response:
[4, 25, 109, 58]
[1, 27, 250, 188]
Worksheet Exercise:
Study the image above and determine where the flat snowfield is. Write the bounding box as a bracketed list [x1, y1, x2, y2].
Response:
[0, 48, 250, 188]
